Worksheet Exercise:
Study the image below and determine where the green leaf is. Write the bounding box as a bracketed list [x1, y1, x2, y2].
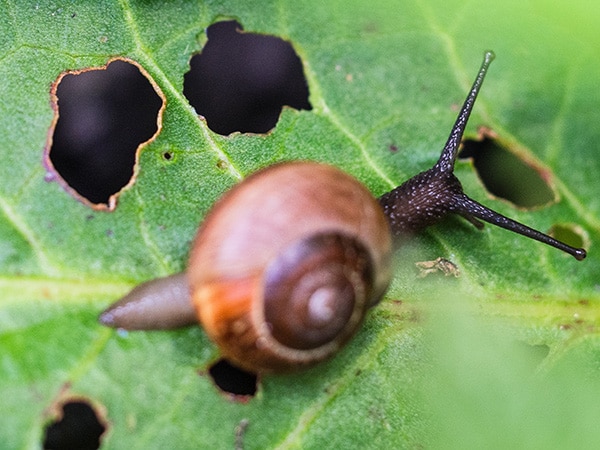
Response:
[1, 0, 599, 448]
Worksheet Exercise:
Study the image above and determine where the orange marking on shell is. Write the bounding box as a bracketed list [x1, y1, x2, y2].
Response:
[192, 275, 259, 339]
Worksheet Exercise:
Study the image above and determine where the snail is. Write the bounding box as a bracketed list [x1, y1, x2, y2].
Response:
[100, 51, 586, 374]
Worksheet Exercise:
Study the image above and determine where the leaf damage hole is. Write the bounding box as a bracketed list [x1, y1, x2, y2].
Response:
[459, 129, 555, 208]
[208, 358, 258, 399]
[183, 20, 312, 135]
[548, 223, 589, 250]
[43, 400, 106, 450]
[45, 58, 165, 210]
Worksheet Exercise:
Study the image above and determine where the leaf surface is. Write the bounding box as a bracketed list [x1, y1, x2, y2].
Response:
[1, 1, 599, 448]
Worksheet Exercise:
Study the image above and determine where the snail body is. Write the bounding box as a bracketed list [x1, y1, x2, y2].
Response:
[100, 51, 586, 374]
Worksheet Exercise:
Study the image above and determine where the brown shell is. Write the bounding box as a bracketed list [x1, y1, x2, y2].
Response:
[188, 161, 392, 373]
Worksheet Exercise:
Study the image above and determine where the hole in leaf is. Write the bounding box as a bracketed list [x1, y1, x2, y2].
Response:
[208, 358, 258, 399]
[43, 400, 106, 450]
[46, 58, 164, 210]
[459, 129, 554, 208]
[548, 223, 589, 250]
[183, 20, 312, 135]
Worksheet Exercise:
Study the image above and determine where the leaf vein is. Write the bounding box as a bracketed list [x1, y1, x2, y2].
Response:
[0, 195, 58, 276]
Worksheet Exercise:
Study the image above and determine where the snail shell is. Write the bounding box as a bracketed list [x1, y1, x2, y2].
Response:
[188, 161, 392, 372]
